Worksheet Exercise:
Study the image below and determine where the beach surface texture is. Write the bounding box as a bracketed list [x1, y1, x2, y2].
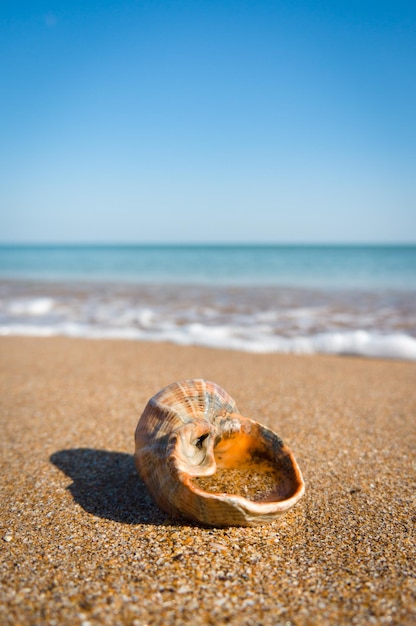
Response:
[1, 336, 415, 625]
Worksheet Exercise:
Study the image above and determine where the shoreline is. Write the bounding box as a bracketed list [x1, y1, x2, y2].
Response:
[1, 279, 416, 361]
[1, 336, 415, 625]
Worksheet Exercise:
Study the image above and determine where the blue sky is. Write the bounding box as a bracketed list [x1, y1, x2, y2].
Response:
[1, 0, 415, 243]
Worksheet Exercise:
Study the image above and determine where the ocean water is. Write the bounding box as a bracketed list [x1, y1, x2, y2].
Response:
[1, 244, 415, 360]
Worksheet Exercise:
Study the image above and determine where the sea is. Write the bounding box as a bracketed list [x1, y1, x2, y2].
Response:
[1, 244, 416, 360]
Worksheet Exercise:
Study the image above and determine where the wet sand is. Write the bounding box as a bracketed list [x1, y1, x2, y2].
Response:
[1, 336, 415, 625]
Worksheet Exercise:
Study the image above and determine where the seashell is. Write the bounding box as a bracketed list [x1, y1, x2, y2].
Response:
[134, 379, 305, 527]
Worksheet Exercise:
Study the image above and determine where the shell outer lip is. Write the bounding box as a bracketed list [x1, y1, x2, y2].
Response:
[176, 417, 305, 526]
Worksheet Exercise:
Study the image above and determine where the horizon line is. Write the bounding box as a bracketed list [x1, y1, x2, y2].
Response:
[0, 241, 415, 247]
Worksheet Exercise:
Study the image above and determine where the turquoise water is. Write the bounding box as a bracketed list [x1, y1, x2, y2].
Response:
[0, 244, 415, 290]
[1, 245, 415, 359]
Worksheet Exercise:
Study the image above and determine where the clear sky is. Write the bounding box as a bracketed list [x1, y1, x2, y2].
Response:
[1, 0, 415, 243]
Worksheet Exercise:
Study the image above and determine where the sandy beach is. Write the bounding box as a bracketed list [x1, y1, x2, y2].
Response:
[1, 336, 415, 625]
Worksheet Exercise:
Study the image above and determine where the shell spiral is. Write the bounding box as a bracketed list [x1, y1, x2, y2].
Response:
[134, 379, 305, 527]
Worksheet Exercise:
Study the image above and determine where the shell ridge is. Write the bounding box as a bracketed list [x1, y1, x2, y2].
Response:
[177, 380, 204, 421]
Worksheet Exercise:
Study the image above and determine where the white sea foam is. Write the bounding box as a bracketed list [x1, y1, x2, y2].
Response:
[1, 283, 416, 360]
[1, 320, 416, 360]
[7, 297, 55, 316]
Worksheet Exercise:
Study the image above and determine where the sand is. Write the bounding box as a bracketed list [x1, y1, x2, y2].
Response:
[1, 336, 415, 625]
